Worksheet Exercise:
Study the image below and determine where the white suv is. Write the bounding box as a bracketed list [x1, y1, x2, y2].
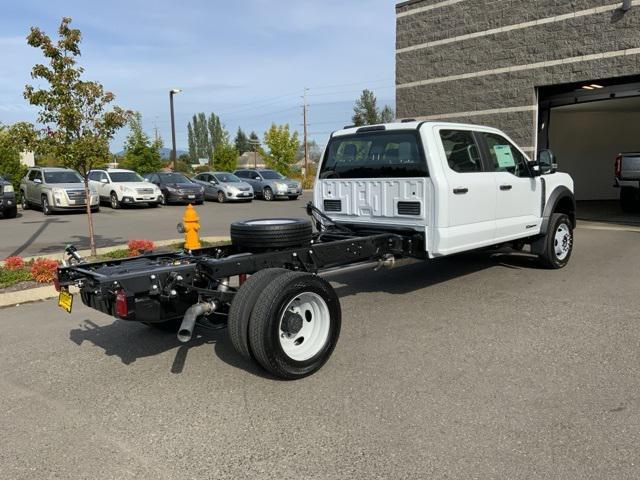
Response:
[88, 169, 162, 209]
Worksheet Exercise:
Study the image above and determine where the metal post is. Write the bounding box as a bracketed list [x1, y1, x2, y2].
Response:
[302, 87, 309, 178]
[169, 91, 177, 171]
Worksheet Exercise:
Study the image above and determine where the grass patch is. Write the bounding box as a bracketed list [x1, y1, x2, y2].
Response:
[0, 268, 32, 289]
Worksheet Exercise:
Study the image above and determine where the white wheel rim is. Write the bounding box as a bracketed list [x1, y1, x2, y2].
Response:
[554, 223, 572, 260]
[278, 292, 330, 362]
[247, 219, 297, 226]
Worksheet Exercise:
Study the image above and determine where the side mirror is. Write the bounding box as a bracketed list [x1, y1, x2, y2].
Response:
[34, 178, 42, 184]
[100, 178, 108, 184]
[210, 180, 217, 185]
[143, 178, 150, 182]
[253, 175, 261, 180]
[536, 149, 556, 175]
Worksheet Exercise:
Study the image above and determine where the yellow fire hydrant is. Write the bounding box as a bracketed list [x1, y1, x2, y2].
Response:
[181, 204, 201, 250]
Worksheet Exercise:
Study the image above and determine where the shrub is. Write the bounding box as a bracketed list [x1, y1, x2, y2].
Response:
[30, 258, 59, 283]
[4, 256, 25, 270]
[0, 268, 32, 289]
[128, 239, 155, 256]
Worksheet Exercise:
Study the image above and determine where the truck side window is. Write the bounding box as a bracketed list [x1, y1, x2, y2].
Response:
[482, 133, 529, 177]
[28, 170, 38, 181]
[440, 130, 482, 173]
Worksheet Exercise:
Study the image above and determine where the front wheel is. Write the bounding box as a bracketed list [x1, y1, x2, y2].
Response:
[4, 206, 17, 219]
[248, 271, 341, 380]
[21, 192, 29, 210]
[42, 195, 52, 216]
[159, 195, 166, 205]
[110, 192, 121, 209]
[262, 187, 274, 201]
[217, 191, 226, 203]
[539, 213, 573, 269]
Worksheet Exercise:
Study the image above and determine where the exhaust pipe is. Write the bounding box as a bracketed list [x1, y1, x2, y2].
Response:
[177, 301, 216, 343]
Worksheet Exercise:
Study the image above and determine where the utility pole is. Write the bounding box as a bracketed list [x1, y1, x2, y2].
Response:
[248, 138, 260, 169]
[302, 87, 309, 178]
[169, 88, 181, 170]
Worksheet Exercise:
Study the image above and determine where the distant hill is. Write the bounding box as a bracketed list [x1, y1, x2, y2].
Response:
[114, 147, 187, 159]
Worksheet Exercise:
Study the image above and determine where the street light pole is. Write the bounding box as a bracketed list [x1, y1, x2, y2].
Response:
[169, 88, 181, 170]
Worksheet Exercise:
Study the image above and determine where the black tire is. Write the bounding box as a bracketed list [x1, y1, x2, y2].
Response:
[20, 192, 29, 210]
[148, 201, 159, 208]
[248, 271, 341, 380]
[230, 218, 312, 250]
[110, 192, 121, 209]
[620, 187, 640, 213]
[42, 195, 52, 216]
[263, 187, 274, 201]
[228, 268, 289, 360]
[4, 206, 18, 219]
[288, 195, 299, 200]
[217, 191, 226, 203]
[91, 206, 100, 213]
[539, 213, 573, 269]
[159, 195, 166, 205]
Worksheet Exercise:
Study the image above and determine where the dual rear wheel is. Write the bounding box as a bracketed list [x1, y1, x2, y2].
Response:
[228, 269, 341, 380]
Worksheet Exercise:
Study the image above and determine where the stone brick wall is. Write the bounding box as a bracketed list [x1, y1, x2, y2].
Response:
[396, 0, 640, 149]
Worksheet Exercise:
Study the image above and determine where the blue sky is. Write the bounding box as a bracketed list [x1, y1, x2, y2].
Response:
[0, 0, 396, 152]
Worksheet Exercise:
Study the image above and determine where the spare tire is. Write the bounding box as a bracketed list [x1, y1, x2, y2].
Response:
[230, 218, 312, 250]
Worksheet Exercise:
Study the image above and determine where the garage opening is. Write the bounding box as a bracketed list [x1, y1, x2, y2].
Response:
[538, 76, 640, 224]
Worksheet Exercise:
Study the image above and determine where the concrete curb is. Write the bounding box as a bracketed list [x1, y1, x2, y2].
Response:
[0, 236, 230, 309]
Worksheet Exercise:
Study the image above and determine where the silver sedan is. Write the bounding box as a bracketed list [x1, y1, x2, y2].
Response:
[192, 172, 254, 203]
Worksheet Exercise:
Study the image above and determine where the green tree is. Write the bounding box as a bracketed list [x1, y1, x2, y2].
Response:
[175, 153, 193, 174]
[0, 122, 38, 195]
[24, 17, 129, 255]
[207, 113, 226, 158]
[212, 140, 238, 172]
[234, 127, 250, 154]
[190, 113, 209, 161]
[187, 122, 196, 161]
[263, 124, 299, 176]
[352, 89, 394, 126]
[119, 113, 163, 175]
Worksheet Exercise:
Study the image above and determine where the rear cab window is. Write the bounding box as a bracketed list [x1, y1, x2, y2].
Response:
[439, 130, 483, 173]
[319, 130, 427, 179]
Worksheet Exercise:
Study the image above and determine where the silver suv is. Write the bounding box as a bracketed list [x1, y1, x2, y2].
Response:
[20, 167, 99, 215]
[234, 168, 302, 201]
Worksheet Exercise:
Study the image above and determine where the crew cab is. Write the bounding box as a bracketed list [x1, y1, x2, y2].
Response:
[56, 122, 575, 380]
[88, 168, 162, 209]
[20, 167, 99, 215]
[614, 151, 640, 212]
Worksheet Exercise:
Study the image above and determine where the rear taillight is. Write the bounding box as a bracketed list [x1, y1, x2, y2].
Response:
[115, 289, 128, 318]
[239, 274, 247, 286]
[615, 154, 622, 179]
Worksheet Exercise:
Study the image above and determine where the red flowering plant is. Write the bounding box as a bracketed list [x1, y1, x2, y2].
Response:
[128, 239, 155, 257]
[4, 256, 25, 271]
[30, 258, 60, 283]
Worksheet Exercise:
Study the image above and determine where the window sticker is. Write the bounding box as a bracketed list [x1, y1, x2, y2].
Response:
[493, 145, 516, 168]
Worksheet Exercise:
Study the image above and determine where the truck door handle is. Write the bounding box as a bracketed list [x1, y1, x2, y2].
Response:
[453, 188, 468, 195]
[500, 184, 513, 191]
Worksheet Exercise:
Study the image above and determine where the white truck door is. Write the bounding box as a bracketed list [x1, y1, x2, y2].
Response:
[479, 132, 542, 241]
[435, 128, 496, 254]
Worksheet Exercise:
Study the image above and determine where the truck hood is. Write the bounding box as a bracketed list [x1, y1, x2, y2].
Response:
[117, 182, 158, 190]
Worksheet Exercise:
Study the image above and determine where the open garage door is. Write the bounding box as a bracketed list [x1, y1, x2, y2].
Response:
[538, 76, 640, 223]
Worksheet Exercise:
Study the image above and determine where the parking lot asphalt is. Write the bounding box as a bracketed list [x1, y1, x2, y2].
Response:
[0, 193, 312, 259]
[1, 226, 639, 479]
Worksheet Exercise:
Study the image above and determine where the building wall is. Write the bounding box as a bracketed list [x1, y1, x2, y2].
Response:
[395, 0, 640, 153]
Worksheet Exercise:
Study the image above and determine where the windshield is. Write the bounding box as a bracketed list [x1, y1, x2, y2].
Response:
[159, 173, 191, 184]
[110, 172, 143, 183]
[214, 173, 240, 183]
[44, 171, 83, 184]
[319, 131, 427, 179]
[260, 170, 285, 180]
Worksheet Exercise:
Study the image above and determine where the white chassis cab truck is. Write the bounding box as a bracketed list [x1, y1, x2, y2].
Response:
[56, 121, 575, 380]
[315, 121, 575, 268]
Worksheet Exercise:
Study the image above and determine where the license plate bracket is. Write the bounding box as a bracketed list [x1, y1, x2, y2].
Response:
[58, 289, 73, 313]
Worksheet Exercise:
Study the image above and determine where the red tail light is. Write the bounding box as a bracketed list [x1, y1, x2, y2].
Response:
[239, 274, 247, 286]
[615, 154, 622, 179]
[115, 289, 128, 318]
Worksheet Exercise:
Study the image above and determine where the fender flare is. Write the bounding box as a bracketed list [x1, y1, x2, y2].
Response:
[540, 186, 576, 235]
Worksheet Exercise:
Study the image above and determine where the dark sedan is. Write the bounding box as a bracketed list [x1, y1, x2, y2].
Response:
[143, 172, 204, 205]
